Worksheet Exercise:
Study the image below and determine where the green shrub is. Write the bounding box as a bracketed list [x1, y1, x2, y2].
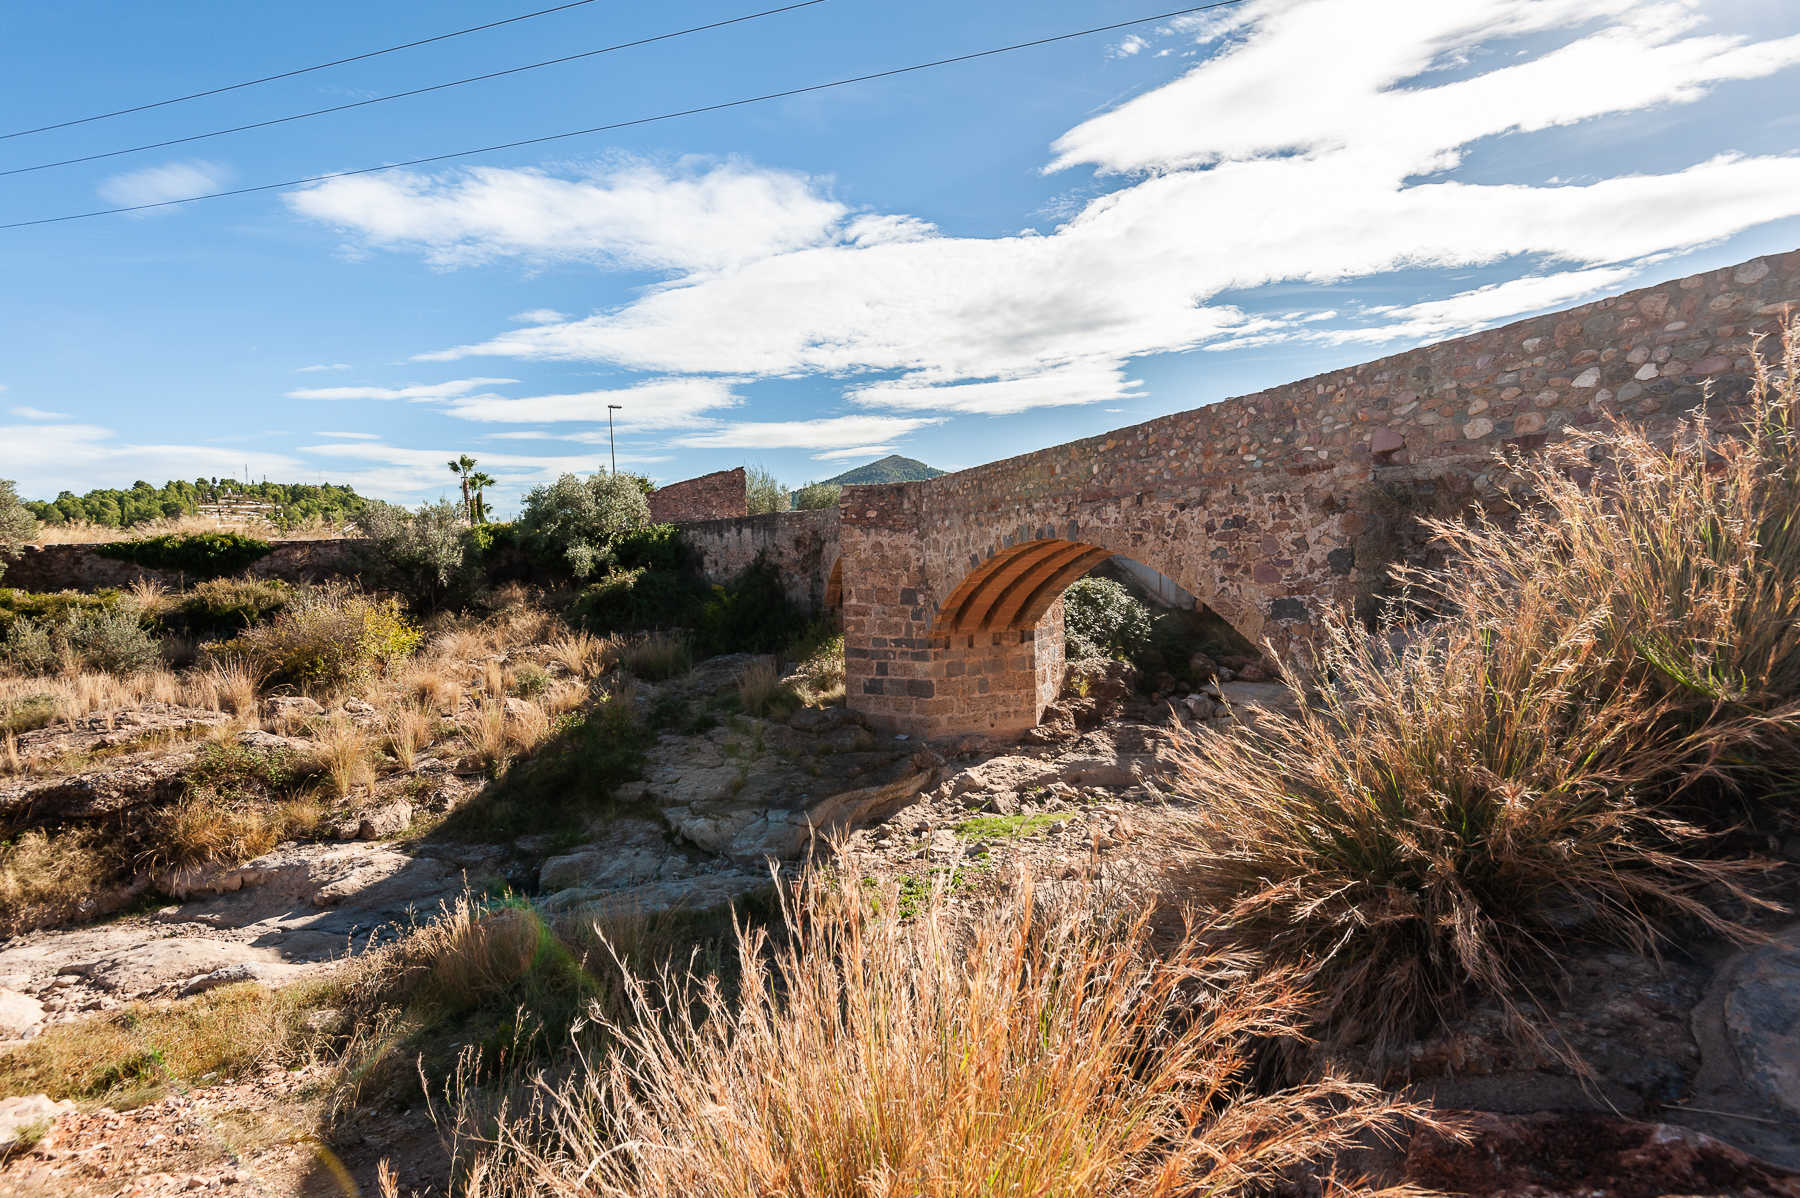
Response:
[1062, 576, 1151, 662]
[611, 524, 693, 574]
[791, 481, 843, 511]
[697, 555, 804, 656]
[0, 480, 38, 581]
[744, 466, 789, 515]
[0, 588, 120, 637]
[158, 577, 290, 640]
[356, 500, 469, 607]
[3, 605, 159, 675]
[227, 586, 421, 692]
[571, 567, 707, 635]
[517, 472, 651, 579]
[95, 533, 272, 578]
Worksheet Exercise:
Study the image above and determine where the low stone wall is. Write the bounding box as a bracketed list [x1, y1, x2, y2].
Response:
[647, 468, 747, 524]
[679, 508, 840, 612]
[2, 539, 372, 593]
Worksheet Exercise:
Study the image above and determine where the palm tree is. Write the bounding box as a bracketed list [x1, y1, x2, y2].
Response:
[467, 471, 497, 524]
[448, 454, 477, 524]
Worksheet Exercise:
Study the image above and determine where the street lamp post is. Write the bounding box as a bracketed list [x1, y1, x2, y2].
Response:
[607, 404, 622, 474]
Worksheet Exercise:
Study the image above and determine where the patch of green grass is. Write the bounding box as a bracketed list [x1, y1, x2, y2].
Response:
[952, 812, 1076, 840]
[0, 695, 56, 736]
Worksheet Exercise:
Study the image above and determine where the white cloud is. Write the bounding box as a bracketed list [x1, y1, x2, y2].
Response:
[98, 160, 234, 209]
[0, 424, 301, 498]
[440, 377, 740, 429]
[847, 361, 1143, 416]
[316, 430, 381, 440]
[287, 159, 848, 271]
[1109, 34, 1148, 58]
[10, 406, 70, 421]
[1318, 265, 1641, 345]
[387, 1, 1800, 423]
[812, 444, 897, 461]
[297, 439, 663, 504]
[674, 415, 942, 451]
[287, 377, 515, 401]
[510, 309, 567, 324]
[297, 363, 353, 373]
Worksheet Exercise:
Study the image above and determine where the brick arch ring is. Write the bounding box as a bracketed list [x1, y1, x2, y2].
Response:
[929, 539, 1113, 636]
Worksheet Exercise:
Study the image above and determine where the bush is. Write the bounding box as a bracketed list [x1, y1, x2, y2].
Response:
[571, 567, 707, 635]
[517, 472, 651, 579]
[0, 480, 38, 580]
[1062, 575, 1151, 662]
[3, 605, 159, 674]
[696, 555, 804, 657]
[95, 532, 272, 578]
[792, 481, 843, 511]
[468, 871, 1428, 1196]
[1157, 325, 1800, 1058]
[357, 500, 469, 606]
[611, 524, 692, 574]
[744, 465, 789, 515]
[158, 577, 290, 640]
[0, 587, 119, 637]
[227, 586, 422, 692]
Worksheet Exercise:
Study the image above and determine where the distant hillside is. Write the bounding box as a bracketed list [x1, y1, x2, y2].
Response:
[820, 455, 946, 487]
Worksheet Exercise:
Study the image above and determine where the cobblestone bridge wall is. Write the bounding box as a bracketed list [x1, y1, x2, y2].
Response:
[838, 249, 1800, 739]
[678, 508, 840, 612]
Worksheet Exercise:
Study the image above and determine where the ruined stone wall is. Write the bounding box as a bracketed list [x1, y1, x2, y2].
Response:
[843, 249, 1800, 736]
[2, 539, 372, 592]
[647, 468, 747, 524]
[679, 508, 840, 611]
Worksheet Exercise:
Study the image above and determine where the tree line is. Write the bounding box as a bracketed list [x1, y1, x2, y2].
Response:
[24, 479, 366, 530]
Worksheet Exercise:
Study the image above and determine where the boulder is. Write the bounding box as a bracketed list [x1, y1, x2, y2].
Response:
[1405, 1111, 1800, 1196]
[265, 695, 324, 722]
[0, 1094, 72, 1157]
[353, 800, 414, 841]
[0, 987, 45, 1039]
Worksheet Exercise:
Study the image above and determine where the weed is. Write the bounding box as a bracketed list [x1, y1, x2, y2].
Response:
[953, 812, 1077, 840]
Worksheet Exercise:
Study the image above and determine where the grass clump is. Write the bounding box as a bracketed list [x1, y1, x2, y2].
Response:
[227, 585, 421, 693]
[0, 828, 116, 933]
[1158, 324, 1800, 1058]
[439, 691, 648, 841]
[953, 811, 1077, 840]
[0, 980, 327, 1105]
[735, 657, 796, 718]
[0, 694, 56, 735]
[465, 871, 1430, 1197]
[619, 631, 691, 681]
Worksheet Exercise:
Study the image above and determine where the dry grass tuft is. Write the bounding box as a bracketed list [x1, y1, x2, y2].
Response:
[464, 870, 1435, 1197]
[385, 703, 436, 771]
[735, 657, 792, 718]
[480, 659, 507, 700]
[546, 631, 614, 680]
[0, 829, 116, 933]
[404, 662, 463, 713]
[1157, 323, 1800, 1058]
[619, 631, 691, 681]
[187, 659, 260, 718]
[311, 715, 377, 799]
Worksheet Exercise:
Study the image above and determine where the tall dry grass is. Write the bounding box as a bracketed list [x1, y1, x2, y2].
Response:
[546, 631, 614, 680]
[460, 872, 1433, 1198]
[1158, 325, 1800, 1058]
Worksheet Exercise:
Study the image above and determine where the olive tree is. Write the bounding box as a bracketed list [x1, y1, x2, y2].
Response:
[517, 471, 651, 577]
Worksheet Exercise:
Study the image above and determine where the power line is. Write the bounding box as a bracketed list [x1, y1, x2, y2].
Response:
[0, 0, 829, 178]
[5, 0, 626, 141]
[0, 0, 1249, 233]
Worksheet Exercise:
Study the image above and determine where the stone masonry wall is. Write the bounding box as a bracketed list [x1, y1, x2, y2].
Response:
[647, 468, 747, 524]
[679, 508, 840, 612]
[842, 249, 1800, 738]
[3, 539, 372, 593]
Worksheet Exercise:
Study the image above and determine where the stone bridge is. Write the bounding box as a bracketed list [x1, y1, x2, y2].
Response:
[676, 250, 1798, 739]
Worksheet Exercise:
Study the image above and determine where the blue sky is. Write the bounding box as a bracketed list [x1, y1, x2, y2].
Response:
[2, 0, 1798, 512]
